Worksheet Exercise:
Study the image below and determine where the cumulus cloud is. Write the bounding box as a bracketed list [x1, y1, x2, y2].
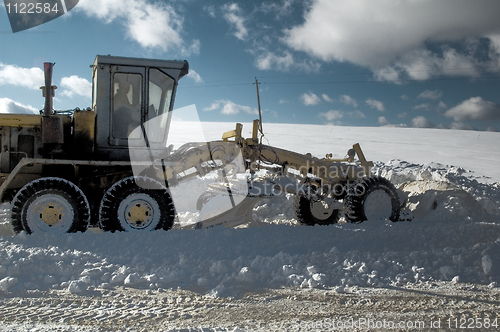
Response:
[374, 47, 482, 81]
[414, 103, 431, 111]
[186, 70, 203, 83]
[378, 116, 390, 125]
[319, 109, 365, 123]
[412, 116, 435, 128]
[445, 97, 500, 121]
[0, 98, 38, 114]
[486, 126, 497, 132]
[301, 92, 321, 106]
[0, 63, 43, 90]
[319, 110, 343, 121]
[203, 100, 258, 115]
[256, 51, 294, 71]
[340, 95, 357, 107]
[322, 94, 333, 102]
[347, 110, 365, 119]
[60, 76, 92, 99]
[284, 0, 500, 80]
[366, 99, 385, 111]
[77, 0, 199, 54]
[255, 50, 320, 72]
[418, 90, 443, 100]
[222, 3, 248, 40]
[449, 122, 478, 131]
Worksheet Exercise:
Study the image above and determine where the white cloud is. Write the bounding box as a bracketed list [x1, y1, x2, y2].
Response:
[186, 69, 203, 83]
[222, 3, 248, 41]
[340, 95, 357, 107]
[378, 116, 390, 125]
[0, 63, 43, 90]
[203, 99, 258, 115]
[256, 51, 294, 71]
[77, 0, 199, 54]
[412, 116, 435, 128]
[322, 94, 332, 103]
[418, 90, 443, 100]
[204, 5, 217, 18]
[413, 103, 431, 111]
[486, 126, 497, 132]
[204, 101, 220, 112]
[347, 110, 365, 119]
[301, 92, 321, 106]
[366, 99, 385, 112]
[445, 97, 500, 121]
[374, 47, 482, 81]
[319, 109, 365, 123]
[449, 122, 478, 131]
[284, 0, 500, 80]
[255, 50, 320, 72]
[259, 0, 295, 18]
[0, 98, 38, 114]
[438, 101, 448, 109]
[319, 110, 343, 121]
[60, 75, 92, 99]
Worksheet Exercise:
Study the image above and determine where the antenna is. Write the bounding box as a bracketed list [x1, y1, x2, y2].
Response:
[254, 78, 264, 138]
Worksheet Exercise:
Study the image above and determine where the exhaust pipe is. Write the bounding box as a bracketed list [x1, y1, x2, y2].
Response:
[42, 62, 56, 117]
[40, 62, 64, 154]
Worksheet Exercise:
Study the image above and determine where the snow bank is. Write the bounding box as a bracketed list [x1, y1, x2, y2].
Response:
[0, 159, 498, 298]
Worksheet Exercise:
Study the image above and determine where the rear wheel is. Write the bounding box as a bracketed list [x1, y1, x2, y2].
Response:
[345, 176, 400, 223]
[10, 177, 90, 234]
[99, 176, 175, 232]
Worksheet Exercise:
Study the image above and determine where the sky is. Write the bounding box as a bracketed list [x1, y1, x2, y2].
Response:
[1, 0, 500, 132]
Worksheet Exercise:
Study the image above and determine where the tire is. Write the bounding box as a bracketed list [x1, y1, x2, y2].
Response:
[99, 176, 175, 232]
[10, 177, 90, 235]
[294, 195, 341, 226]
[345, 176, 400, 223]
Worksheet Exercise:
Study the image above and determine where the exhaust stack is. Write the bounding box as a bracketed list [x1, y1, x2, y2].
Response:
[40, 62, 64, 155]
[41, 62, 56, 117]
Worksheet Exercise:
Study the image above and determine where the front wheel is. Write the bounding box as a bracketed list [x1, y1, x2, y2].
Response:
[294, 195, 341, 226]
[99, 176, 175, 232]
[10, 177, 90, 234]
[345, 176, 400, 223]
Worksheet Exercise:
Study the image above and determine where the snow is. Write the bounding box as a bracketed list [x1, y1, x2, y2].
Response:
[0, 123, 499, 331]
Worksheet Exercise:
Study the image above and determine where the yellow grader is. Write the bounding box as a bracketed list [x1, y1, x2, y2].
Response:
[0, 55, 401, 234]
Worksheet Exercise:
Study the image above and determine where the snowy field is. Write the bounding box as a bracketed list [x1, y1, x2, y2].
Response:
[0, 123, 499, 331]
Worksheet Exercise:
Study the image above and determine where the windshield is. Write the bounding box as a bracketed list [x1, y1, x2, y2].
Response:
[147, 68, 175, 143]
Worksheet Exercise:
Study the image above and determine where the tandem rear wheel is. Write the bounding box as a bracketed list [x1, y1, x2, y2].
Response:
[99, 176, 175, 232]
[10, 177, 90, 235]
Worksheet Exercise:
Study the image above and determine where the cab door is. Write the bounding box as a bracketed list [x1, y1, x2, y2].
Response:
[109, 66, 145, 147]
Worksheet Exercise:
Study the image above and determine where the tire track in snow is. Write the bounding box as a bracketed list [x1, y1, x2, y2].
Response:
[0, 284, 499, 331]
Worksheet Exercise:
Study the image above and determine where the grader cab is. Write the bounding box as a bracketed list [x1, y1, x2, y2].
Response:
[0, 55, 401, 235]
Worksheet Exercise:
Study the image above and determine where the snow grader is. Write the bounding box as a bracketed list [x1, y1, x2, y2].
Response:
[0, 55, 401, 235]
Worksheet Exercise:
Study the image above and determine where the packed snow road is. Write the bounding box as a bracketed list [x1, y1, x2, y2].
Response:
[0, 282, 499, 331]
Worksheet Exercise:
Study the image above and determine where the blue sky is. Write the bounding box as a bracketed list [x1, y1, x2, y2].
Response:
[1, 0, 500, 131]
